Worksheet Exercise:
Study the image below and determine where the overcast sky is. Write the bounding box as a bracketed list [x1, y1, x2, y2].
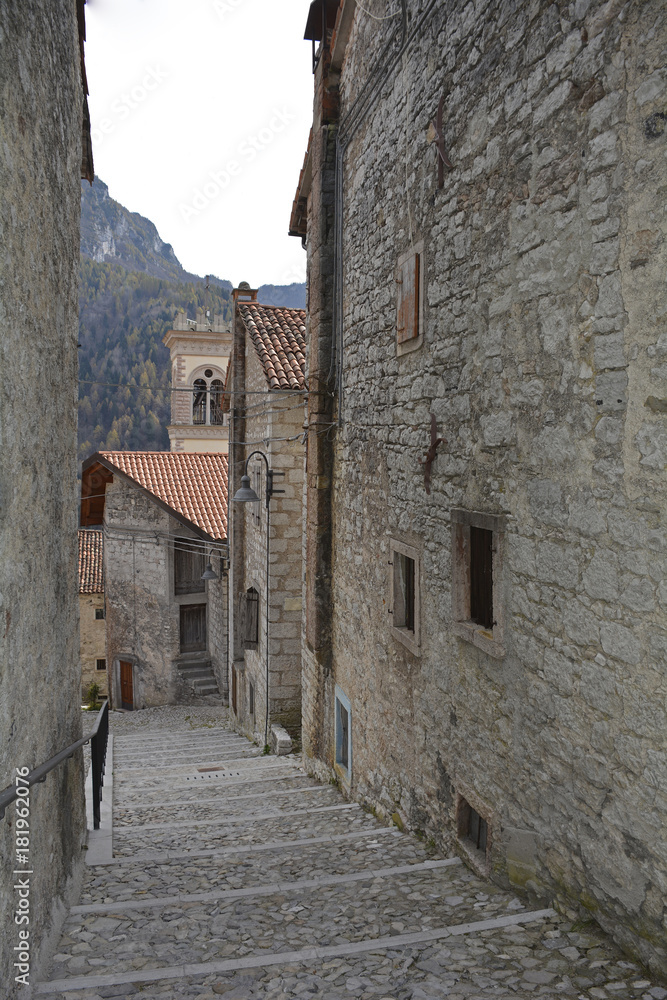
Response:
[85, 0, 314, 287]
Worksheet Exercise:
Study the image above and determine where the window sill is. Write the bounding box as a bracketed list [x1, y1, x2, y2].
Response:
[334, 761, 351, 787]
[452, 620, 505, 659]
[397, 332, 423, 357]
[391, 624, 421, 656]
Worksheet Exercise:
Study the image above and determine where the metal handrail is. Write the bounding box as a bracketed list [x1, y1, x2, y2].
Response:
[0, 700, 109, 828]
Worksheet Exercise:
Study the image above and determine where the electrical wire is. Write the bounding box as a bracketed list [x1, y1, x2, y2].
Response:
[356, 0, 401, 19]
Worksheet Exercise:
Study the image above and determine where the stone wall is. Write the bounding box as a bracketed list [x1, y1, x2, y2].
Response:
[80, 594, 107, 700]
[232, 323, 305, 745]
[302, 0, 667, 977]
[104, 479, 225, 706]
[0, 3, 86, 993]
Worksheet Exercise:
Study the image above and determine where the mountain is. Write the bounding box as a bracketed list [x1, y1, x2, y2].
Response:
[78, 179, 306, 461]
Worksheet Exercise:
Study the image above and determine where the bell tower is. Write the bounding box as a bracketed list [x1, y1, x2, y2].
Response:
[163, 308, 232, 453]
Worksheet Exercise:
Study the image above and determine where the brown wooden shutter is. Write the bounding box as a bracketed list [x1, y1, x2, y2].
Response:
[397, 253, 420, 344]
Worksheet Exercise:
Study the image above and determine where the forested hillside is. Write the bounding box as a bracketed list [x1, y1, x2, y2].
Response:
[78, 178, 305, 461]
[78, 259, 231, 461]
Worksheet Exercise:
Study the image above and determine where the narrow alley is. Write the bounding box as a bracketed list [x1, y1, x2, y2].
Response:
[35, 708, 660, 1000]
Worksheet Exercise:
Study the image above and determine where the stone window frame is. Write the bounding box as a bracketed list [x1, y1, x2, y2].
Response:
[96, 658, 106, 671]
[389, 537, 421, 655]
[334, 684, 352, 786]
[396, 240, 424, 358]
[451, 508, 506, 659]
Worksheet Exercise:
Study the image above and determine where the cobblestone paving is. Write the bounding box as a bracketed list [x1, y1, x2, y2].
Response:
[36, 707, 665, 999]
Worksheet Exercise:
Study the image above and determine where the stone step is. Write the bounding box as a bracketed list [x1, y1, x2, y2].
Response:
[110, 802, 376, 857]
[113, 783, 341, 827]
[45, 860, 538, 984]
[36, 906, 652, 1000]
[112, 768, 314, 809]
[79, 828, 410, 904]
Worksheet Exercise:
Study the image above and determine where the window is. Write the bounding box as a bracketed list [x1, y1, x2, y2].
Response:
[451, 509, 506, 658]
[95, 608, 105, 620]
[389, 538, 421, 654]
[180, 604, 207, 653]
[457, 793, 490, 867]
[191, 370, 227, 426]
[96, 658, 106, 671]
[396, 241, 424, 356]
[174, 539, 206, 595]
[240, 587, 259, 648]
[248, 680, 255, 718]
[335, 686, 351, 781]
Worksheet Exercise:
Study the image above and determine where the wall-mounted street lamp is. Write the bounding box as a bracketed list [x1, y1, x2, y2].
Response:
[200, 549, 229, 581]
[232, 451, 284, 746]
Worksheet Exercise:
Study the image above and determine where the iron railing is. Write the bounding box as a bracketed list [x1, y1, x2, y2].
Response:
[0, 699, 109, 830]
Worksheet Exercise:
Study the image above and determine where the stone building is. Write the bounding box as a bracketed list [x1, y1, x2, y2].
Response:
[293, 0, 667, 976]
[163, 310, 231, 453]
[78, 528, 107, 701]
[0, 2, 93, 993]
[80, 451, 228, 707]
[227, 285, 306, 746]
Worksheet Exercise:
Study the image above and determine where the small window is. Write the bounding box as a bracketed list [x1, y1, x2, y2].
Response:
[396, 241, 424, 356]
[241, 588, 259, 648]
[389, 538, 421, 654]
[452, 509, 505, 658]
[457, 794, 490, 861]
[335, 686, 351, 780]
[95, 608, 105, 620]
[249, 680, 255, 718]
[470, 526, 493, 628]
[393, 552, 415, 632]
[96, 658, 106, 671]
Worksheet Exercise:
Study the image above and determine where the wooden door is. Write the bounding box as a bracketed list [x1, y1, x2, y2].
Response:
[180, 604, 207, 653]
[120, 660, 133, 711]
[231, 665, 237, 714]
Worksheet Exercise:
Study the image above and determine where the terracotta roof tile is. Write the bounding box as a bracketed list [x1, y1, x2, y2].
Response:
[239, 303, 306, 391]
[78, 529, 103, 593]
[99, 451, 228, 540]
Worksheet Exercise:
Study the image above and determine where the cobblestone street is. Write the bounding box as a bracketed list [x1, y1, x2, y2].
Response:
[36, 708, 664, 1000]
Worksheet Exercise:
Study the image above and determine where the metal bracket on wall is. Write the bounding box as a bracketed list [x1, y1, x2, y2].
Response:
[431, 94, 454, 189]
[419, 413, 445, 495]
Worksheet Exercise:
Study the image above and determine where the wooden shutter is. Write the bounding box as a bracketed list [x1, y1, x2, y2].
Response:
[174, 542, 205, 595]
[243, 588, 259, 647]
[397, 253, 420, 344]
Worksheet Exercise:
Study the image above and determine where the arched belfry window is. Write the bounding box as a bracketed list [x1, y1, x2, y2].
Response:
[193, 379, 207, 424]
[191, 368, 226, 426]
[210, 380, 224, 426]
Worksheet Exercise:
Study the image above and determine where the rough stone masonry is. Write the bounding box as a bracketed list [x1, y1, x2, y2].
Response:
[299, 0, 667, 978]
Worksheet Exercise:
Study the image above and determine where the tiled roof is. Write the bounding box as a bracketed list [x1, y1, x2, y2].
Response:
[239, 303, 306, 391]
[78, 529, 103, 593]
[99, 451, 228, 539]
